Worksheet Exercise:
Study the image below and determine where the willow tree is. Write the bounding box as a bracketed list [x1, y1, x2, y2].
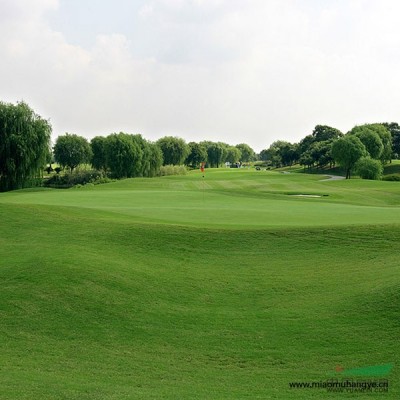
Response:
[331, 135, 367, 179]
[0, 101, 51, 191]
[235, 143, 255, 162]
[157, 136, 189, 166]
[105, 133, 143, 179]
[91, 136, 108, 174]
[349, 125, 383, 159]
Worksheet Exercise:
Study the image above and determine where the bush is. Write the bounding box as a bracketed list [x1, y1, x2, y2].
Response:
[355, 157, 383, 180]
[159, 165, 188, 176]
[43, 170, 112, 188]
[254, 161, 270, 167]
[382, 174, 400, 181]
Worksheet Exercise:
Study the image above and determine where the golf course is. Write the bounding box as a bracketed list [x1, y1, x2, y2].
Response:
[0, 168, 399, 399]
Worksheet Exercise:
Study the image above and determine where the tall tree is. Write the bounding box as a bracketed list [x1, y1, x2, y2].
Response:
[259, 149, 269, 162]
[331, 135, 367, 179]
[225, 146, 242, 164]
[185, 142, 207, 168]
[299, 150, 314, 170]
[297, 126, 342, 167]
[147, 142, 163, 177]
[312, 125, 343, 142]
[259, 144, 281, 167]
[348, 126, 383, 159]
[235, 143, 255, 162]
[265, 141, 298, 167]
[157, 136, 189, 166]
[309, 140, 335, 168]
[201, 141, 225, 168]
[91, 136, 108, 173]
[105, 133, 143, 179]
[54, 133, 92, 173]
[0, 101, 51, 191]
[298, 134, 314, 155]
[367, 124, 392, 164]
[382, 122, 400, 158]
[130, 134, 150, 177]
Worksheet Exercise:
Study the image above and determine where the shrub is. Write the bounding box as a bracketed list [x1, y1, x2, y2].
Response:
[382, 174, 400, 181]
[43, 170, 112, 188]
[254, 161, 270, 168]
[355, 157, 383, 180]
[159, 165, 188, 176]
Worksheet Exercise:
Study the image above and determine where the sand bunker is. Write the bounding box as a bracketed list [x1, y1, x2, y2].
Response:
[290, 194, 322, 198]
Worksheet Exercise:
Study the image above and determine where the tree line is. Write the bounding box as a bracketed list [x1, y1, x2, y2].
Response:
[1, 100, 400, 191]
[52, 133, 257, 176]
[56, 124, 395, 181]
[259, 123, 398, 179]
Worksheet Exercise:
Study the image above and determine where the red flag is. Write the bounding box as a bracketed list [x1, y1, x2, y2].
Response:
[200, 162, 205, 173]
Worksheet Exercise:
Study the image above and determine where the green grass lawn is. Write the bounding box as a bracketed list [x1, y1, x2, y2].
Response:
[0, 169, 399, 399]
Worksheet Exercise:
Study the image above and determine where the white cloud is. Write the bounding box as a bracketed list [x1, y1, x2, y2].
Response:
[139, 3, 155, 19]
[1, 0, 400, 151]
[0, 0, 58, 22]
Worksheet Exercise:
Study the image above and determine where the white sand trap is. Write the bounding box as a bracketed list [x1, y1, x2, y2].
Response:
[290, 194, 322, 198]
[320, 174, 345, 181]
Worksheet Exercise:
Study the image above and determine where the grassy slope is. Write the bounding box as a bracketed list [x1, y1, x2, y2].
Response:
[0, 169, 399, 399]
[279, 159, 400, 177]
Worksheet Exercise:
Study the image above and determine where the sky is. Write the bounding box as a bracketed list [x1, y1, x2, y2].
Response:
[2, 0, 400, 152]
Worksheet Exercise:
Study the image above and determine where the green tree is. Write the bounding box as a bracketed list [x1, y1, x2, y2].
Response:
[355, 157, 383, 180]
[185, 142, 207, 168]
[91, 136, 108, 173]
[312, 125, 343, 142]
[309, 140, 335, 168]
[54, 133, 92, 173]
[225, 146, 242, 164]
[105, 133, 143, 179]
[349, 126, 383, 159]
[202, 141, 225, 168]
[260, 145, 281, 167]
[0, 101, 51, 191]
[259, 149, 269, 162]
[148, 142, 163, 177]
[130, 134, 163, 178]
[299, 150, 314, 170]
[297, 126, 342, 168]
[382, 122, 400, 158]
[235, 143, 255, 162]
[93, 133, 161, 178]
[368, 124, 392, 164]
[130, 134, 149, 177]
[298, 134, 314, 155]
[266, 141, 298, 167]
[157, 136, 189, 166]
[331, 135, 367, 179]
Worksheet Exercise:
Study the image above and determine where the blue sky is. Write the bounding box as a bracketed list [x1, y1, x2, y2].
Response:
[2, 0, 400, 151]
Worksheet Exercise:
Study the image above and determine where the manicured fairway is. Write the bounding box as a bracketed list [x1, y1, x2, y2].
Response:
[2, 169, 400, 228]
[0, 169, 399, 399]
